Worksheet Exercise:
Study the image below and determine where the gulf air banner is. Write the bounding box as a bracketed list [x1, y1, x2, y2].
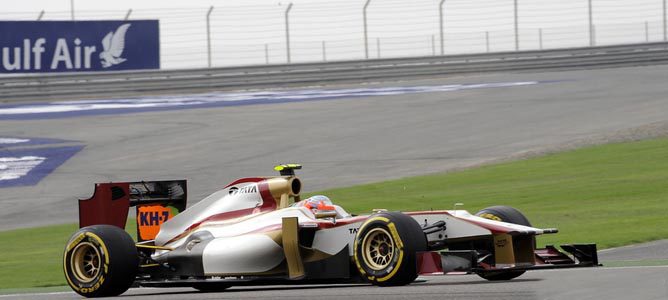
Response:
[0, 20, 160, 73]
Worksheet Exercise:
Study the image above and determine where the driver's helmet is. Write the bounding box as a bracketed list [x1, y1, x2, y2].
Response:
[293, 195, 336, 212]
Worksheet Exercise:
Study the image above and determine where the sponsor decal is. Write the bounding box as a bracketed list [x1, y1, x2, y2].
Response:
[137, 205, 174, 241]
[496, 238, 508, 248]
[0, 20, 159, 73]
[348, 227, 359, 235]
[99, 24, 131, 68]
[0, 81, 548, 120]
[229, 184, 258, 195]
[79, 275, 104, 293]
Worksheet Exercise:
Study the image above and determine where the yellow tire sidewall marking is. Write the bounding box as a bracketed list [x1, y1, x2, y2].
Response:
[357, 216, 390, 236]
[376, 222, 405, 282]
[354, 216, 390, 276]
[63, 235, 81, 292]
[63, 230, 111, 294]
[478, 213, 502, 222]
[354, 216, 408, 283]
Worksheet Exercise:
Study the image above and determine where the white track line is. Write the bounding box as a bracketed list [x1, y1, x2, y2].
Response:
[0, 291, 73, 298]
[0, 287, 171, 298]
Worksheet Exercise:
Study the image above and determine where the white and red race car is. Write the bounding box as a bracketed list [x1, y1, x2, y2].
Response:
[63, 164, 598, 297]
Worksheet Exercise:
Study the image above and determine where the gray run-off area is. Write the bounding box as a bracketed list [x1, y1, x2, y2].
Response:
[2, 265, 666, 300]
[2, 63, 668, 300]
[2, 64, 668, 230]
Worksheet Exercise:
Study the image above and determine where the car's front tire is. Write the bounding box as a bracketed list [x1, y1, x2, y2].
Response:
[353, 212, 426, 286]
[475, 205, 532, 281]
[63, 225, 138, 297]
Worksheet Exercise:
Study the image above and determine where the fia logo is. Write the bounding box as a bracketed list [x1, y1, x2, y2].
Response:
[229, 185, 259, 195]
[100, 24, 131, 68]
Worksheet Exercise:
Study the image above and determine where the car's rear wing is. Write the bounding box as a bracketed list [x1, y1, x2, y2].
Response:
[78, 180, 187, 242]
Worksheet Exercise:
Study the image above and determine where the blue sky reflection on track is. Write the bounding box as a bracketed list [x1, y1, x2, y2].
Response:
[0, 81, 545, 120]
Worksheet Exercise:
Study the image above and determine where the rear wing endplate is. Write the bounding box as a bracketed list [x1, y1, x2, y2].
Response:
[78, 180, 187, 242]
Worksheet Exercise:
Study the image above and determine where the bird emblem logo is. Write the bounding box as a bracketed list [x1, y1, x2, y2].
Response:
[99, 24, 131, 68]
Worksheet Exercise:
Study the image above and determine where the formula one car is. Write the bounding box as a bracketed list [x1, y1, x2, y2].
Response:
[63, 164, 599, 297]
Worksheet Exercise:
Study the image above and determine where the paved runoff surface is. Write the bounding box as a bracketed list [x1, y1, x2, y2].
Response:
[2, 65, 668, 299]
[2, 65, 668, 229]
[4, 238, 668, 299]
[3, 64, 668, 229]
[1, 240, 665, 299]
[2, 265, 667, 300]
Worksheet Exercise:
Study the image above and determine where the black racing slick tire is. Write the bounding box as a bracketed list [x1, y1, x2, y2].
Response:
[475, 206, 531, 281]
[353, 212, 427, 286]
[476, 206, 532, 227]
[63, 225, 139, 298]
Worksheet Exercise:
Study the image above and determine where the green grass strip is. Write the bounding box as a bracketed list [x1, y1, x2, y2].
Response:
[0, 224, 78, 290]
[1, 137, 667, 290]
[316, 137, 668, 249]
[0, 220, 136, 290]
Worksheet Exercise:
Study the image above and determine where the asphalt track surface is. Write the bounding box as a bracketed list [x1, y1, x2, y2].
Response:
[2, 265, 666, 300]
[3, 65, 668, 229]
[2, 65, 668, 299]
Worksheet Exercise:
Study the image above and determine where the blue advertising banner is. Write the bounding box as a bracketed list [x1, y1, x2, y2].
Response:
[0, 20, 159, 73]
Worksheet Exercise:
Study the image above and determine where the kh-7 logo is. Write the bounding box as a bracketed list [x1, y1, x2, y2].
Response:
[137, 205, 173, 240]
[139, 210, 169, 226]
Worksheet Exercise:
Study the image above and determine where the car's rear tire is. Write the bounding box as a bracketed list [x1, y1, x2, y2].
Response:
[353, 212, 427, 286]
[63, 225, 138, 297]
[474, 206, 531, 281]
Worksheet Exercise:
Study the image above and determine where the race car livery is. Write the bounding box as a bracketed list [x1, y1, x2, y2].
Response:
[63, 164, 599, 297]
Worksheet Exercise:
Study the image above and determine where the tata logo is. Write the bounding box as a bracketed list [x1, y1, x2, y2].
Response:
[348, 228, 359, 235]
[0, 23, 130, 71]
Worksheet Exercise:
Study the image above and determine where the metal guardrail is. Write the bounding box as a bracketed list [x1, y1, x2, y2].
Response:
[1, 42, 667, 102]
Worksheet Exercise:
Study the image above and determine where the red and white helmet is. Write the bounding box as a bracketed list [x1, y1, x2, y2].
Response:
[294, 195, 336, 211]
